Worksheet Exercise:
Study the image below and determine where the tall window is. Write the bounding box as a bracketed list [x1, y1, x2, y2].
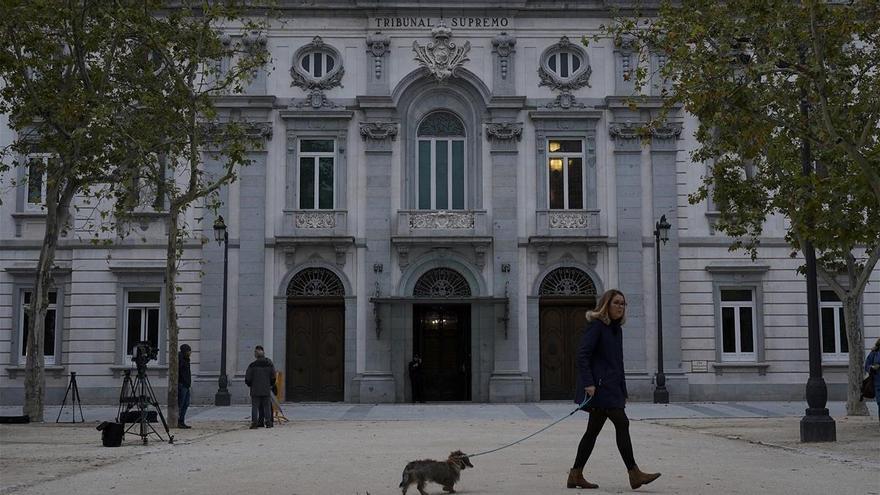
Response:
[20, 290, 57, 365]
[720, 289, 756, 361]
[547, 139, 584, 210]
[417, 111, 465, 210]
[820, 290, 848, 360]
[299, 139, 335, 210]
[124, 291, 160, 357]
[25, 154, 51, 211]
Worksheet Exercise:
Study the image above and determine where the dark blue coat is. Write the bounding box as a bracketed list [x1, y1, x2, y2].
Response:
[574, 317, 628, 409]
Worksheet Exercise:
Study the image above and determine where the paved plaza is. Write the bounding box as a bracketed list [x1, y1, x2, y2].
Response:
[1, 401, 877, 495]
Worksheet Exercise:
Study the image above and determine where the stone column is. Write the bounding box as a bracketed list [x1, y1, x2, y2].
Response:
[236, 151, 268, 370]
[355, 118, 398, 402]
[609, 121, 648, 376]
[651, 122, 686, 398]
[486, 120, 529, 402]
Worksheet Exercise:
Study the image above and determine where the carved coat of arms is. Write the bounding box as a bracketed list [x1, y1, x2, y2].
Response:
[412, 20, 470, 82]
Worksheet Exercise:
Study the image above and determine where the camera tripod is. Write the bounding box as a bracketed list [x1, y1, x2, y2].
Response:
[56, 371, 84, 423]
[117, 368, 174, 445]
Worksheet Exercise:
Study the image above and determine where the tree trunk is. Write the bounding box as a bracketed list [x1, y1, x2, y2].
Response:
[843, 296, 868, 416]
[23, 182, 71, 423]
[165, 208, 181, 427]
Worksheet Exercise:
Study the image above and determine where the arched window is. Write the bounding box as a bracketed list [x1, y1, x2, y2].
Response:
[287, 268, 345, 297]
[300, 51, 336, 79]
[417, 111, 466, 210]
[413, 268, 472, 297]
[539, 267, 597, 296]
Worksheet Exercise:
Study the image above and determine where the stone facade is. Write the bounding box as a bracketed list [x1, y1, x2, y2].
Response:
[1, 2, 878, 405]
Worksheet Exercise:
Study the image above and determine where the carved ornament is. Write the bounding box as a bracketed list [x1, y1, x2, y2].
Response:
[485, 122, 523, 141]
[412, 20, 471, 83]
[359, 122, 399, 141]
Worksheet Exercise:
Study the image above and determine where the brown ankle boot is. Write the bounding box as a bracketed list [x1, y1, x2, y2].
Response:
[628, 466, 661, 489]
[566, 468, 598, 489]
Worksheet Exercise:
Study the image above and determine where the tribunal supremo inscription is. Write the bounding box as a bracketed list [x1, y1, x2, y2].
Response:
[372, 17, 510, 29]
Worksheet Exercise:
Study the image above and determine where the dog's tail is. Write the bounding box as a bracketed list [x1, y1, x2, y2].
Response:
[399, 469, 410, 488]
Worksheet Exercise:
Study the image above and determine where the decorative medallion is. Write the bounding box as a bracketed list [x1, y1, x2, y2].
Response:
[539, 267, 597, 296]
[413, 268, 472, 297]
[412, 20, 471, 83]
[538, 36, 592, 109]
[359, 122, 399, 141]
[485, 122, 523, 141]
[287, 267, 345, 296]
[290, 36, 345, 109]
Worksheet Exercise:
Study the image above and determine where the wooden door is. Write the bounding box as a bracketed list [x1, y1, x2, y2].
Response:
[414, 305, 471, 401]
[287, 302, 344, 401]
[540, 303, 590, 400]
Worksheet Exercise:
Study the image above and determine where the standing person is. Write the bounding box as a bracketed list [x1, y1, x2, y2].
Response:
[408, 355, 424, 403]
[865, 338, 880, 424]
[177, 344, 192, 429]
[245, 345, 276, 429]
[568, 289, 661, 490]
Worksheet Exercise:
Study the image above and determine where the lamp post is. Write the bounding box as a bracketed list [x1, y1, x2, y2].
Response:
[797, 49, 835, 441]
[213, 215, 231, 406]
[653, 214, 671, 404]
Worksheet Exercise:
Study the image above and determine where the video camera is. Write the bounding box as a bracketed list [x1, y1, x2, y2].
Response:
[131, 341, 158, 372]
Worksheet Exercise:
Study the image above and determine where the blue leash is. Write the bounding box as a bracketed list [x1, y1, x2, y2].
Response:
[464, 395, 593, 459]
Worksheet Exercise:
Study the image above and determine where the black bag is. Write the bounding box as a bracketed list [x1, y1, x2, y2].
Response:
[861, 371, 875, 400]
[97, 421, 124, 447]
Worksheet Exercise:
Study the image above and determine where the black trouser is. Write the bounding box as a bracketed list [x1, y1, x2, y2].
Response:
[251, 396, 272, 426]
[572, 408, 636, 470]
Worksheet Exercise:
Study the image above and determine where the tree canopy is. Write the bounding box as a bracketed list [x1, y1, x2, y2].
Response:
[594, 0, 880, 414]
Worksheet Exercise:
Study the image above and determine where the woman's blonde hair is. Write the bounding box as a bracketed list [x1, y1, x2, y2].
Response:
[586, 289, 627, 325]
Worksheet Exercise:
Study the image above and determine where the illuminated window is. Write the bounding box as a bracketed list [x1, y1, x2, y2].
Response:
[547, 139, 584, 210]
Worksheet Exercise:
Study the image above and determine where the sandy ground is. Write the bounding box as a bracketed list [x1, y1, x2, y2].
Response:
[1, 415, 877, 495]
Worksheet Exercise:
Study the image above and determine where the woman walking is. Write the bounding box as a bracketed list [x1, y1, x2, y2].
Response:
[865, 338, 880, 423]
[567, 289, 661, 490]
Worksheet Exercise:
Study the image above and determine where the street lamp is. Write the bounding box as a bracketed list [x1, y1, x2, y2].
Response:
[653, 214, 672, 404]
[213, 215, 231, 406]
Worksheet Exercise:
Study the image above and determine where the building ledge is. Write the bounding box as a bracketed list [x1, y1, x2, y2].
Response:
[711, 362, 770, 375]
[6, 365, 66, 379]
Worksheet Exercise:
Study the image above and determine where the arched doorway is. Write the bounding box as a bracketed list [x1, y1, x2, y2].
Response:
[286, 268, 345, 401]
[538, 267, 598, 400]
[412, 268, 472, 401]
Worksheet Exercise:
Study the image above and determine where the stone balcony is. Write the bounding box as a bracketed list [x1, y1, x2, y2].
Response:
[280, 209, 348, 237]
[392, 210, 492, 268]
[395, 209, 489, 238]
[535, 209, 601, 237]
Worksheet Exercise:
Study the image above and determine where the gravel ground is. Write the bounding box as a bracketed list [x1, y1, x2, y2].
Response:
[1, 415, 876, 495]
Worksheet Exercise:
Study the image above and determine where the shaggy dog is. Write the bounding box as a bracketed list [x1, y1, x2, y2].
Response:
[399, 450, 474, 495]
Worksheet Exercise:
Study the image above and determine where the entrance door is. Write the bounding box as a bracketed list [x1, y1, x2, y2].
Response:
[287, 301, 344, 401]
[539, 302, 591, 400]
[413, 304, 471, 401]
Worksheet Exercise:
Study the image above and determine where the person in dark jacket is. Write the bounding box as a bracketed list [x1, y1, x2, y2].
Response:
[245, 345, 276, 429]
[568, 289, 661, 490]
[408, 355, 425, 403]
[864, 338, 880, 424]
[177, 344, 192, 429]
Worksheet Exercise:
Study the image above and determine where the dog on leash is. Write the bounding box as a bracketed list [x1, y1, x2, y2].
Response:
[399, 450, 474, 495]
